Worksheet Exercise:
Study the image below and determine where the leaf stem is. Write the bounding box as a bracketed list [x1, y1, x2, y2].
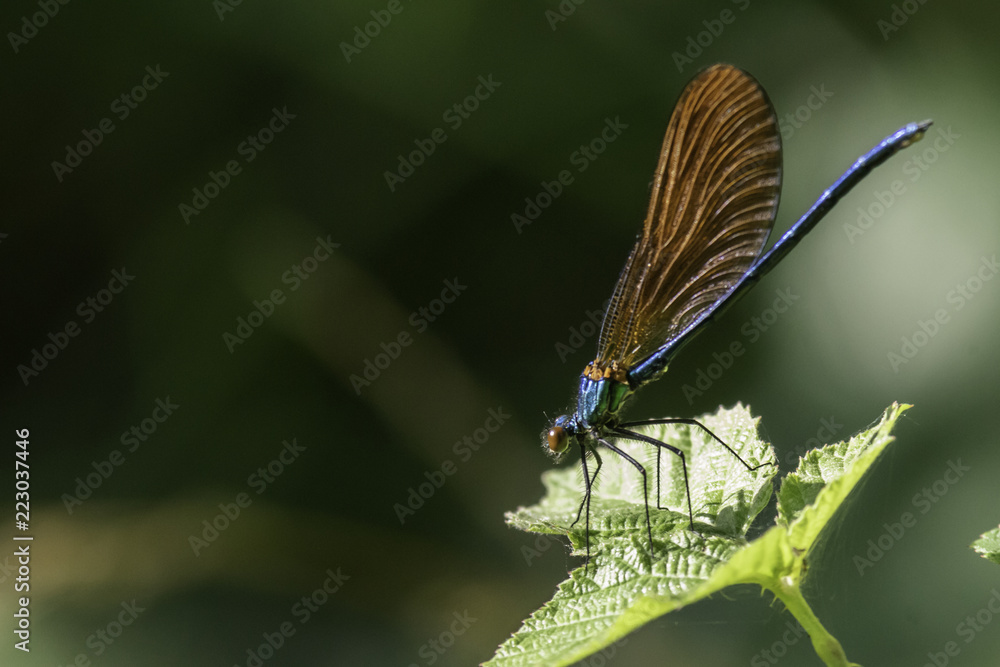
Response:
[764, 574, 860, 667]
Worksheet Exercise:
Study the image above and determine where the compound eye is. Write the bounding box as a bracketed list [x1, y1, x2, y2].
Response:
[547, 426, 569, 453]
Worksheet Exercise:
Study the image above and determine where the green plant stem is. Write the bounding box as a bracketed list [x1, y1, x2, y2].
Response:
[762, 573, 860, 667]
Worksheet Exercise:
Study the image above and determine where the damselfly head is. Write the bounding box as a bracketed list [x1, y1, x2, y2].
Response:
[541, 415, 576, 461]
[547, 426, 569, 453]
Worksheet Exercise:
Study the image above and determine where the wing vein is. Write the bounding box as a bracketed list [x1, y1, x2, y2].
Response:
[593, 65, 782, 374]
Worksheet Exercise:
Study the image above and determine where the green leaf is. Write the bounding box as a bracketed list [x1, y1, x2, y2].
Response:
[487, 403, 909, 667]
[972, 525, 1000, 565]
[776, 405, 907, 553]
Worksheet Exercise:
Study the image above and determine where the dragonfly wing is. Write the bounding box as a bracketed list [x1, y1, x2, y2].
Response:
[595, 64, 782, 373]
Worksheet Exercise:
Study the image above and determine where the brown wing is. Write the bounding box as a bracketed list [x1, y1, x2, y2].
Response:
[594, 64, 782, 371]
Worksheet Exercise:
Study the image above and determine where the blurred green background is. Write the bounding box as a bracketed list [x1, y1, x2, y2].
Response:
[2, 1, 999, 665]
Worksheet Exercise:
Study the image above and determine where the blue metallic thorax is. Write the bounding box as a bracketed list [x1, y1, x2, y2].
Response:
[574, 375, 633, 430]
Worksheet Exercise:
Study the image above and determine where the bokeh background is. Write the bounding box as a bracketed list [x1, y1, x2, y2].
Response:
[2, 1, 999, 665]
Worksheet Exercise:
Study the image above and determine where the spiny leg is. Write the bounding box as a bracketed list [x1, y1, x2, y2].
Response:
[619, 417, 777, 472]
[598, 437, 654, 553]
[575, 442, 591, 569]
[583, 447, 602, 572]
[572, 442, 603, 572]
[646, 434, 684, 512]
[571, 442, 603, 527]
[610, 427, 695, 533]
[657, 445, 662, 509]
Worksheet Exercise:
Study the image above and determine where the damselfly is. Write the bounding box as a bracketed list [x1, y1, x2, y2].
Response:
[542, 63, 930, 563]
